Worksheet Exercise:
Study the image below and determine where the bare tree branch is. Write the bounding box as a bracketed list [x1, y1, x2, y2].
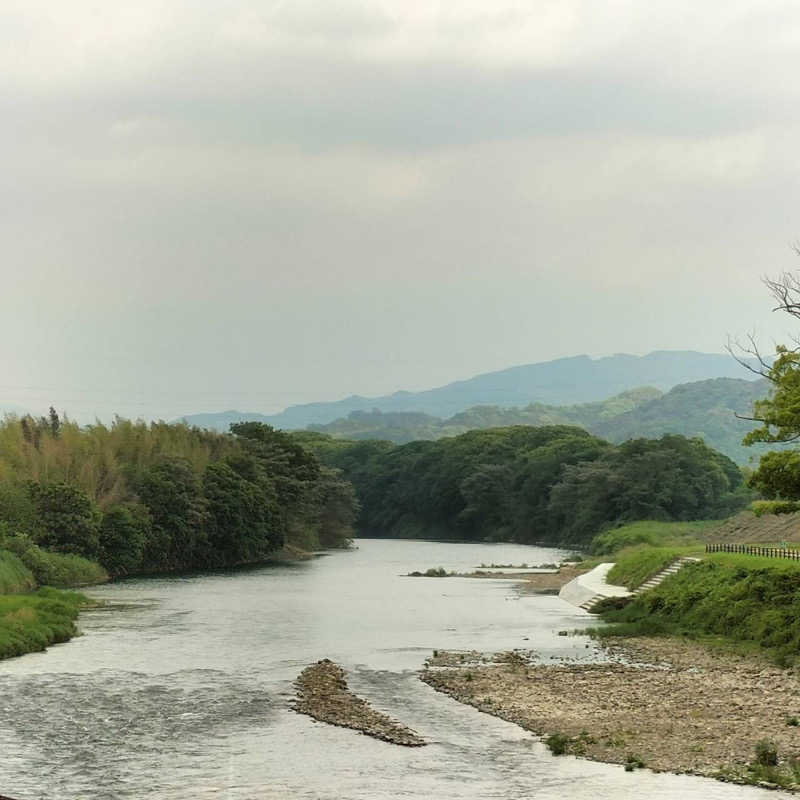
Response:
[725, 332, 775, 381]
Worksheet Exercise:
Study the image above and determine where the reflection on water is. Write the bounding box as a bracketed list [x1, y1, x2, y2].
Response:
[0, 539, 789, 799]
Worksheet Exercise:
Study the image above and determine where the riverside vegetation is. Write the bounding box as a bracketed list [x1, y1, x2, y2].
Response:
[301, 427, 751, 546]
[0, 412, 359, 659]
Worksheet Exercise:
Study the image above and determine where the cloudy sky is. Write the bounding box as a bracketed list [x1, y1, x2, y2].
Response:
[2, 0, 800, 421]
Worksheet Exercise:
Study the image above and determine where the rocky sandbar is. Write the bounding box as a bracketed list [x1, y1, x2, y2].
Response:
[293, 659, 425, 747]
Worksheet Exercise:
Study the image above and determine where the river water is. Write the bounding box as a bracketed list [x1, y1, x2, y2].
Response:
[0, 539, 788, 799]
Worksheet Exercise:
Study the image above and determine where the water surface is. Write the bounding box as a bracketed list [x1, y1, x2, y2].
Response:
[0, 539, 788, 799]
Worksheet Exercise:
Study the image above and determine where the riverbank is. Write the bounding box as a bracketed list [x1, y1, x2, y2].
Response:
[0, 587, 91, 660]
[422, 636, 800, 790]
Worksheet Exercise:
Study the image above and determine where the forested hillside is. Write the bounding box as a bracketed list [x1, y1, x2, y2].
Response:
[308, 387, 660, 443]
[298, 427, 750, 546]
[595, 378, 775, 465]
[0, 413, 358, 578]
[305, 379, 767, 465]
[181, 350, 751, 431]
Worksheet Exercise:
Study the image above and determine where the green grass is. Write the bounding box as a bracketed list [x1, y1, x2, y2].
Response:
[0, 550, 36, 593]
[596, 555, 800, 666]
[606, 546, 690, 590]
[0, 587, 88, 659]
[589, 520, 717, 556]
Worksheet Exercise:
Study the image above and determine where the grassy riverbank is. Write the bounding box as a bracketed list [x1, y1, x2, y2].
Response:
[0, 541, 106, 661]
[0, 587, 90, 660]
[596, 553, 800, 667]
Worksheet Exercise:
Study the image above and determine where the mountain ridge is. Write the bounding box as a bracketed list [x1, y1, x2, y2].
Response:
[179, 350, 755, 431]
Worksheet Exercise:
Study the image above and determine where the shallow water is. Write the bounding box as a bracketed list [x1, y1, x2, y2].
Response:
[0, 539, 789, 799]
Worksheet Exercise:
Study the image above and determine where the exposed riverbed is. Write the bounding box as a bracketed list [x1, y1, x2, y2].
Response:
[0, 539, 789, 799]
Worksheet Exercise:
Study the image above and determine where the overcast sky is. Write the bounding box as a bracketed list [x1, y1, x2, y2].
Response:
[2, 1, 800, 421]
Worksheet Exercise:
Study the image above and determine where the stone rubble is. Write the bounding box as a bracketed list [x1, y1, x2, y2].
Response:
[292, 659, 426, 747]
[421, 637, 800, 789]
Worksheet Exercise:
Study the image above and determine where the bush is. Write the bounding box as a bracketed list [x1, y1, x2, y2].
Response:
[751, 500, 800, 517]
[545, 733, 570, 755]
[4, 535, 107, 588]
[424, 567, 447, 577]
[0, 550, 36, 594]
[755, 738, 778, 766]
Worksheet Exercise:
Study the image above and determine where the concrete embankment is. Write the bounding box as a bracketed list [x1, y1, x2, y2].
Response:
[292, 659, 426, 747]
[558, 563, 631, 609]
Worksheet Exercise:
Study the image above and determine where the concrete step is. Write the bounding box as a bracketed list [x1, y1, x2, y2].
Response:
[633, 556, 702, 596]
[579, 594, 606, 612]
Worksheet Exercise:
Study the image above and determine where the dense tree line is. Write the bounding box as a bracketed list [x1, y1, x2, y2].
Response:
[306, 379, 770, 466]
[0, 414, 357, 577]
[297, 426, 751, 546]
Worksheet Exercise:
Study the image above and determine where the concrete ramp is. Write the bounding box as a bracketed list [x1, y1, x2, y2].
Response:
[559, 563, 631, 611]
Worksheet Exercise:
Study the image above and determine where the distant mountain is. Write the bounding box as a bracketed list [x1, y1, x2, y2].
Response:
[309, 387, 662, 443]
[594, 377, 775, 465]
[308, 378, 771, 464]
[180, 350, 754, 431]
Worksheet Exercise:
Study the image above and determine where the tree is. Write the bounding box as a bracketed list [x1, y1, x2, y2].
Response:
[136, 457, 209, 570]
[28, 482, 100, 557]
[730, 263, 800, 443]
[748, 451, 800, 500]
[203, 461, 281, 563]
[731, 263, 800, 498]
[99, 504, 149, 575]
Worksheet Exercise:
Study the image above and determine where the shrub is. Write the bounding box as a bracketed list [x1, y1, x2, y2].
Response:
[755, 738, 778, 767]
[4, 535, 107, 588]
[0, 550, 36, 593]
[424, 567, 447, 577]
[545, 733, 570, 755]
[751, 500, 800, 517]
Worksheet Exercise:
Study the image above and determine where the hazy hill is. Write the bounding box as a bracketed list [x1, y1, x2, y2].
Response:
[309, 387, 662, 443]
[308, 378, 771, 464]
[594, 377, 774, 465]
[180, 350, 752, 431]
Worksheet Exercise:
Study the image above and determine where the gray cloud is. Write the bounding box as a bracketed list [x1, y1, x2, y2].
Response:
[2, 0, 800, 421]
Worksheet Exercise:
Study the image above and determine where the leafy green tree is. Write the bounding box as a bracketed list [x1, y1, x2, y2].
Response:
[28, 482, 100, 558]
[203, 461, 281, 563]
[748, 450, 800, 499]
[731, 269, 800, 496]
[136, 457, 209, 570]
[313, 467, 360, 549]
[99, 504, 150, 575]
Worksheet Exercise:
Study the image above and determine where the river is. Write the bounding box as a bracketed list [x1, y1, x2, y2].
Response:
[0, 539, 789, 799]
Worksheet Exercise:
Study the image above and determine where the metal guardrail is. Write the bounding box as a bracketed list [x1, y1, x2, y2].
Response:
[705, 543, 800, 560]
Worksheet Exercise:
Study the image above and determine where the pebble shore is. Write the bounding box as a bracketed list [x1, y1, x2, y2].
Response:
[421, 638, 800, 789]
